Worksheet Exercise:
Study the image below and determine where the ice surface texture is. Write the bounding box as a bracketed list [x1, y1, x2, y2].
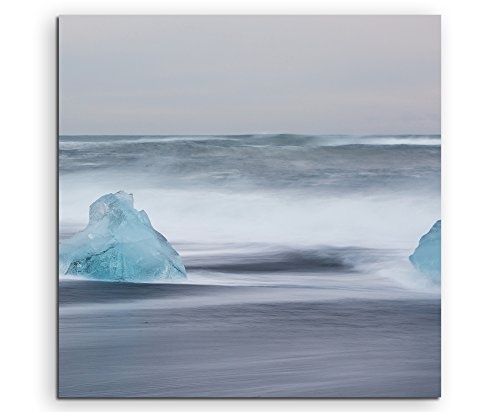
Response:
[409, 220, 441, 283]
[59, 191, 187, 281]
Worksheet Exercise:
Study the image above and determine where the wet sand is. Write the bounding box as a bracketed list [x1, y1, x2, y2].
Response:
[59, 280, 440, 398]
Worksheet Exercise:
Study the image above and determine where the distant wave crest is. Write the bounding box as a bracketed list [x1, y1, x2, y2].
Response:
[59, 133, 441, 148]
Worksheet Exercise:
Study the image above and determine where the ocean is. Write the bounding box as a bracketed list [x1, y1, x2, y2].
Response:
[58, 134, 441, 397]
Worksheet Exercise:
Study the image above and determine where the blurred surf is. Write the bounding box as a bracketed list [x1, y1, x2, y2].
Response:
[58, 134, 441, 397]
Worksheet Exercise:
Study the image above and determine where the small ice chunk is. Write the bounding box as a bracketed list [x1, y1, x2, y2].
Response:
[59, 191, 187, 282]
[409, 220, 441, 284]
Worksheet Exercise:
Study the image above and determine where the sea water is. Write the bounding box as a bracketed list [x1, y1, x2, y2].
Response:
[58, 134, 440, 397]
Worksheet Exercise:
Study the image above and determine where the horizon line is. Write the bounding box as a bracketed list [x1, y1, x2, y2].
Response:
[58, 132, 442, 137]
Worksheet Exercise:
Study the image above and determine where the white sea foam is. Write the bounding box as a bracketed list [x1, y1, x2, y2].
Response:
[59, 134, 440, 290]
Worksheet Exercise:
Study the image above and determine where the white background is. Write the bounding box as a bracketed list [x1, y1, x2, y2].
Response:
[1, 0, 499, 411]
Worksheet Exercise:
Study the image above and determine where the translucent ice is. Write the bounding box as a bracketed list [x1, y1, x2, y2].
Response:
[59, 191, 187, 281]
[409, 220, 441, 283]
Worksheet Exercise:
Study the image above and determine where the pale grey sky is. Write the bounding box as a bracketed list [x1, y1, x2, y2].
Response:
[58, 15, 440, 135]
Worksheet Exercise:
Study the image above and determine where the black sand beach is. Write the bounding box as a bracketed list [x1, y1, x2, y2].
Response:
[59, 279, 440, 398]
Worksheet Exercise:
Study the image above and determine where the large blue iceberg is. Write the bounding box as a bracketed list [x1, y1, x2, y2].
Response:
[409, 220, 441, 284]
[59, 191, 187, 281]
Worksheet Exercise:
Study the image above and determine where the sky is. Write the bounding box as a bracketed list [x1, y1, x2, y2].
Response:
[58, 15, 440, 135]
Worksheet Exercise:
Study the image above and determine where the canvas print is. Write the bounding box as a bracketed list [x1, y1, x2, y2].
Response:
[58, 16, 441, 398]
